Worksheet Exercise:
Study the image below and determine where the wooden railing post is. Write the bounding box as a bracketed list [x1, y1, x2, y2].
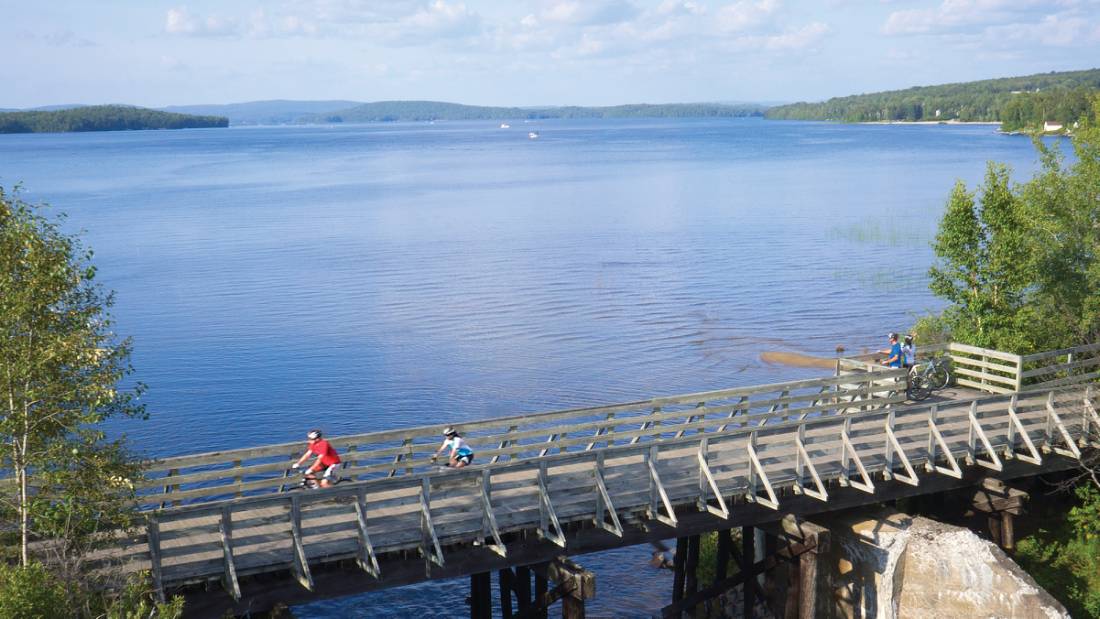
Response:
[146, 516, 165, 603]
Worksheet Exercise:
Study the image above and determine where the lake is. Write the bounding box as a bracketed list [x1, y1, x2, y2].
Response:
[0, 117, 1053, 616]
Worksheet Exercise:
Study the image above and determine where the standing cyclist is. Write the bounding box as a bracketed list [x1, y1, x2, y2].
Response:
[901, 334, 916, 369]
[879, 333, 902, 368]
[432, 427, 474, 468]
[293, 429, 341, 488]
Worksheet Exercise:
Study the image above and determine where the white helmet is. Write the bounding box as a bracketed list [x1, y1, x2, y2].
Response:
[307, 429, 322, 440]
[443, 426, 457, 437]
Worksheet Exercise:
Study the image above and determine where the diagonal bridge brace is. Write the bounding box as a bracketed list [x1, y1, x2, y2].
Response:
[1045, 392, 1082, 459]
[419, 478, 445, 576]
[925, 405, 962, 478]
[479, 470, 507, 557]
[646, 445, 678, 526]
[537, 461, 567, 548]
[593, 452, 624, 536]
[793, 424, 828, 500]
[1005, 395, 1043, 465]
[697, 437, 733, 516]
[966, 402, 1003, 471]
[882, 411, 918, 487]
[745, 433, 779, 510]
[838, 418, 874, 493]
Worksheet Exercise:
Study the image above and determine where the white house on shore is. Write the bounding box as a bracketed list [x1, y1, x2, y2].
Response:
[1044, 121, 1064, 132]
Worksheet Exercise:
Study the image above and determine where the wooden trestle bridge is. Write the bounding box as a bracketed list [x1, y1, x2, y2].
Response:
[98, 342, 1100, 617]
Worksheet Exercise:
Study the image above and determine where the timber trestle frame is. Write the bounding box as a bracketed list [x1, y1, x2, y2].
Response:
[112, 382, 1099, 605]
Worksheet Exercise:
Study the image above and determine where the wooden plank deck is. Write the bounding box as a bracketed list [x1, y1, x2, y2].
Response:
[95, 381, 1100, 609]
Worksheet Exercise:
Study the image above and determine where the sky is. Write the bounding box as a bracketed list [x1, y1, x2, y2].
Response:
[3, 0, 1099, 108]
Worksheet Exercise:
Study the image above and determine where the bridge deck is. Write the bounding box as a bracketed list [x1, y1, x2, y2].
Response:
[93, 380, 1100, 611]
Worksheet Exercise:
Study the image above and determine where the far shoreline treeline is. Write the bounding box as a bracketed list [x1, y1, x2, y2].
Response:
[5, 66, 1098, 134]
[765, 67, 1100, 132]
[0, 105, 228, 134]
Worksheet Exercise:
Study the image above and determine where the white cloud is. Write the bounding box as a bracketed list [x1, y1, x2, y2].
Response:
[882, 0, 1100, 51]
[988, 12, 1100, 46]
[882, 0, 1093, 35]
[385, 1, 482, 44]
[538, 1, 640, 26]
[165, 8, 239, 37]
[715, 0, 780, 33]
[760, 21, 829, 49]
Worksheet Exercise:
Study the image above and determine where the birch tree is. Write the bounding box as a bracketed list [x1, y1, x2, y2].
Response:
[0, 186, 145, 572]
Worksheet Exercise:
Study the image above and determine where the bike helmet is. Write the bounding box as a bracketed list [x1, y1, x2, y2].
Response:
[888, 332, 899, 340]
[307, 429, 322, 440]
[443, 426, 458, 437]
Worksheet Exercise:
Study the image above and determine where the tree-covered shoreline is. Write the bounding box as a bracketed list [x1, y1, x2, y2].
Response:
[0, 105, 228, 134]
[310, 101, 765, 124]
[765, 68, 1100, 130]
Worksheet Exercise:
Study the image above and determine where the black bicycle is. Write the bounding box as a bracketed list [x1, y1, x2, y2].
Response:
[906, 356, 951, 401]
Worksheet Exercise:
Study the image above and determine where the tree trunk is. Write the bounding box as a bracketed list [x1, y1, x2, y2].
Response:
[19, 463, 29, 566]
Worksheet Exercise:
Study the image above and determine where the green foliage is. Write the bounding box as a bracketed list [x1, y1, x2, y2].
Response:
[1001, 88, 1096, 132]
[924, 95, 1100, 353]
[1068, 484, 1100, 539]
[0, 564, 183, 619]
[0, 186, 146, 568]
[928, 165, 1036, 351]
[693, 529, 742, 588]
[1021, 97, 1100, 347]
[0, 562, 67, 619]
[0, 105, 228, 133]
[910, 312, 951, 348]
[765, 68, 1100, 123]
[101, 571, 185, 619]
[1015, 484, 1100, 618]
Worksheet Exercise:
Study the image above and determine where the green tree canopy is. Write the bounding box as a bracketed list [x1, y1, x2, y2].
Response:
[0, 187, 145, 593]
[924, 96, 1100, 353]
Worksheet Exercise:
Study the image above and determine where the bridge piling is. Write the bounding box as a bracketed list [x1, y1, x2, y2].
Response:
[742, 525, 755, 619]
[470, 571, 492, 619]
[515, 565, 532, 613]
[684, 535, 700, 603]
[499, 567, 515, 618]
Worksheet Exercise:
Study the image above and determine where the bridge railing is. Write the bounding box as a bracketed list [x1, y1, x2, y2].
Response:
[944, 343, 1022, 394]
[103, 383, 1100, 600]
[138, 365, 906, 508]
[1020, 343, 1100, 391]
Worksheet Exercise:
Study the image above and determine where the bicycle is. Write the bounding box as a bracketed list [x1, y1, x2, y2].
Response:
[910, 355, 951, 390]
[906, 356, 951, 401]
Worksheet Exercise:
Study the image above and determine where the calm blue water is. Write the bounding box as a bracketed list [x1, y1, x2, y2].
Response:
[0, 118, 1053, 616]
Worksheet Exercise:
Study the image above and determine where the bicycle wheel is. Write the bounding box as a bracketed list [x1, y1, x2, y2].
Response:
[929, 364, 950, 390]
[908, 375, 932, 401]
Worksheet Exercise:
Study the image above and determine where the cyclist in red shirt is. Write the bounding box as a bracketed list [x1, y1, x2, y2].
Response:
[292, 429, 341, 488]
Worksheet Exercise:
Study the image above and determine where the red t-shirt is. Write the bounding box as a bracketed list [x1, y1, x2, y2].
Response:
[309, 439, 341, 466]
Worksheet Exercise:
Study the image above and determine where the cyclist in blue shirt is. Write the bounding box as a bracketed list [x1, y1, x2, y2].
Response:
[879, 332, 902, 368]
[432, 427, 474, 468]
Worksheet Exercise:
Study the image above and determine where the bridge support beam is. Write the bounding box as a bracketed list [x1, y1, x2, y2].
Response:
[742, 526, 755, 619]
[515, 565, 533, 614]
[470, 571, 492, 619]
[756, 515, 830, 619]
[499, 567, 514, 619]
[970, 478, 1027, 551]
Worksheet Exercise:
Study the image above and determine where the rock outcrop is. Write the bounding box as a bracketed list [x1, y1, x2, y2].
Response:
[818, 510, 1067, 619]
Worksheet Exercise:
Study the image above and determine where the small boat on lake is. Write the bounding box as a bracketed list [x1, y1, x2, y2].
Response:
[500, 123, 510, 129]
[528, 131, 539, 139]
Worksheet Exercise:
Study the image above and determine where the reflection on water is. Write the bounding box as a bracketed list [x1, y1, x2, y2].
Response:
[0, 118, 1051, 616]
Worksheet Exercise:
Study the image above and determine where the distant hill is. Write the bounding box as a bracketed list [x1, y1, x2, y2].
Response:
[313, 101, 765, 123]
[765, 68, 1100, 125]
[162, 100, 363, 125]
[0, 105, 228, 134]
